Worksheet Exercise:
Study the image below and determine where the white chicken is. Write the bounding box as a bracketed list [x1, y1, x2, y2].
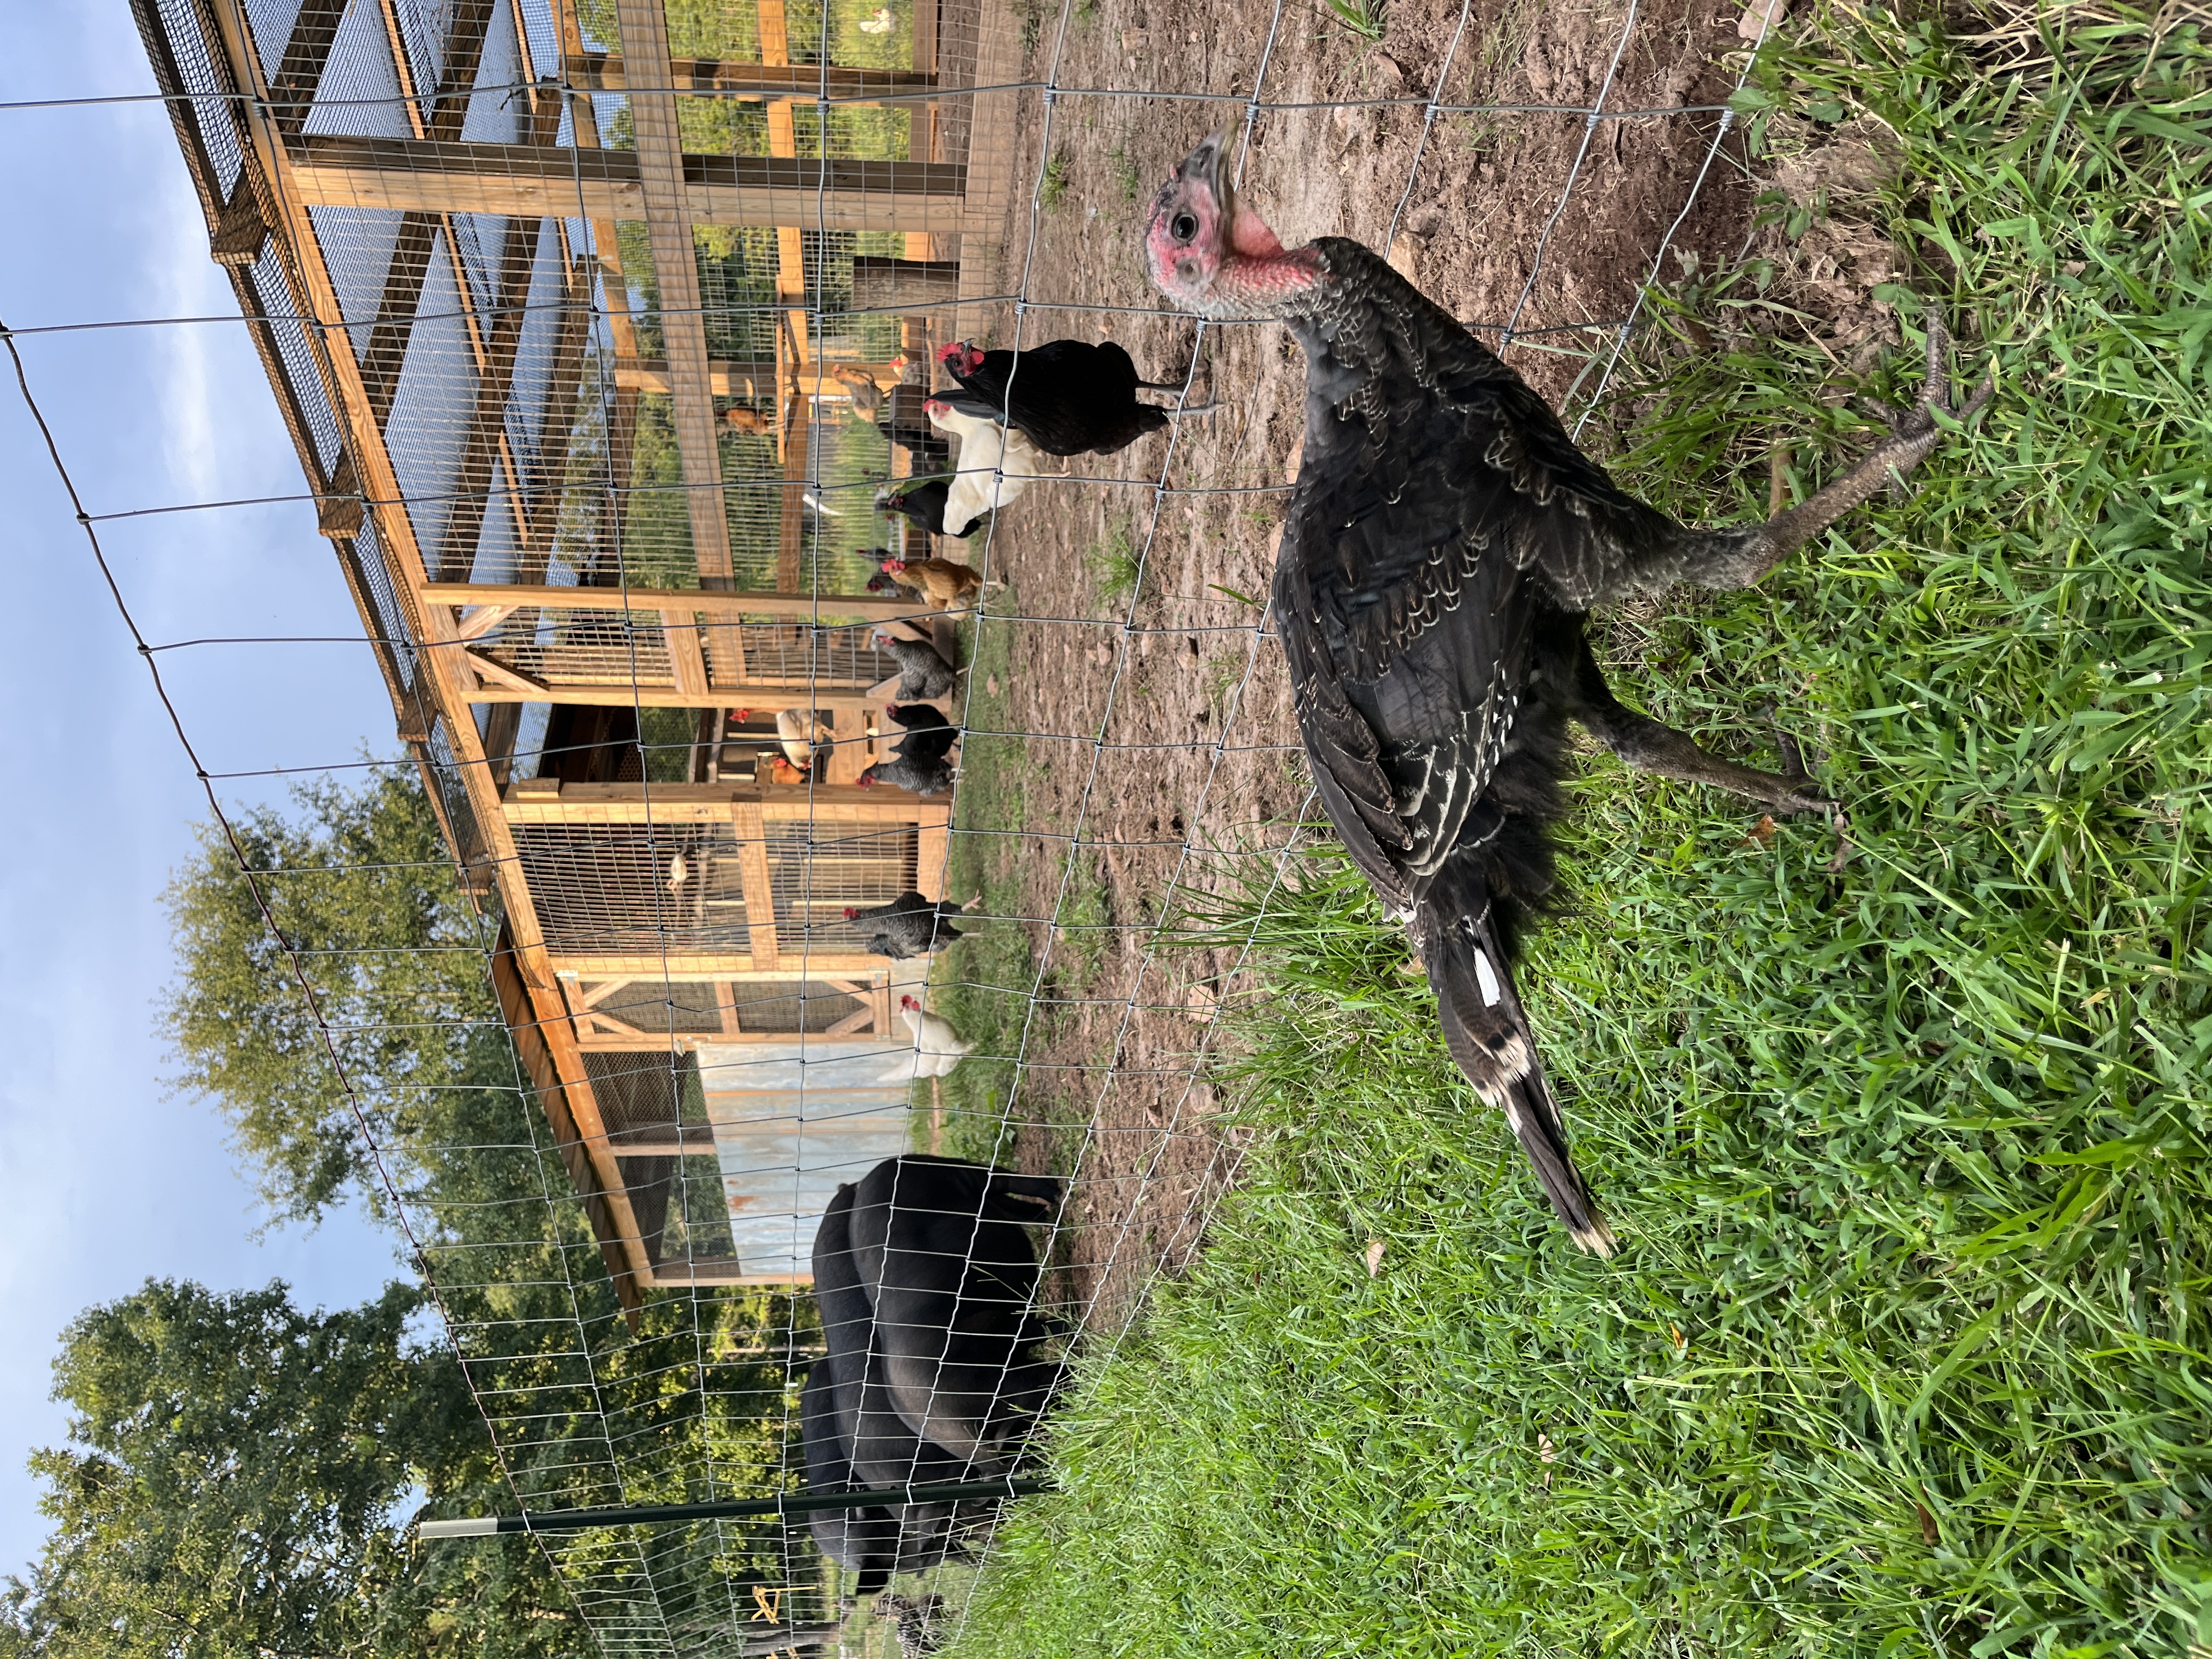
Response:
[764, 708, 831, 772]
[876, 993, 973, 1082]
[858, 5, 895, 31]
[926, 398, 1047, 535]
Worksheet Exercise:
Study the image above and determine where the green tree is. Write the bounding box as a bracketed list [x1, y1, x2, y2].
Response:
[160, 770, 498, 1226]
[0, 1278, 469, 1659]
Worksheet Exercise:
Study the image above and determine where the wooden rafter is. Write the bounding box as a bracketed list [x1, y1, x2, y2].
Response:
[617, 0, 736, 588]
[565, 54, 938, 97]
[435, 215, 548, 578]
[423, 582, 934, 622]
[281, 133, 967, 229]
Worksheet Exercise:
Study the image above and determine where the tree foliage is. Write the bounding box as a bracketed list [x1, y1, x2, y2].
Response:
[10, 772, 834, 1659]
[160, 770, 498, 1226]
[0, 1278, 486, 1659]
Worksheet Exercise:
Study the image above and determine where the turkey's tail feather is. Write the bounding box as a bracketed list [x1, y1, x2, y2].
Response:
[1414, 894, 1614, 1257]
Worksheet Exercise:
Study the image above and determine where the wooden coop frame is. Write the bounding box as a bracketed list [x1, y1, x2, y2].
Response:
[134, 0, 1023, 1317]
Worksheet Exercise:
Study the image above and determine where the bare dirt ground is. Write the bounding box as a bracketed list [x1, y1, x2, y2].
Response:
[940, 0, 1769, 1326]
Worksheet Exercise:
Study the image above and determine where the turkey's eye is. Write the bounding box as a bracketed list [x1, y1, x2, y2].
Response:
[1171, 212, 1198, 242]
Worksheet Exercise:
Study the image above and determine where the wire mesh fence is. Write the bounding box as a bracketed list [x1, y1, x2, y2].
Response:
[11, 0, 1771, 1651]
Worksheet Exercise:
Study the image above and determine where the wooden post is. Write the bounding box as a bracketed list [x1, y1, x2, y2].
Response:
[731, 799, 782, 970]
[492, 928, 644, 1326]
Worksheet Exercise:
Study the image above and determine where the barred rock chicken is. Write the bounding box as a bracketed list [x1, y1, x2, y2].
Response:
[871, 630, 957, 700]
[1145, 132, 1991, 1254]
[877, 479, 977, 540]
[844, 890, 982, 960]
[882, 555, 995, 611]
[872, 1593, 946, 1659]
[859, 703, 958, 795]
[935, 338, 1201, 457]
[926, 400, 1047, 535]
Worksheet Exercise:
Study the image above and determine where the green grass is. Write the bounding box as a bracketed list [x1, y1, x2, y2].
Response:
[1109, 143, 1144, 206]
[1039, 149, 1073, 211]
[1084, 516, 1143, 607]
[1317, 0, 1386, 43]
[940, 5, 2212, 1654]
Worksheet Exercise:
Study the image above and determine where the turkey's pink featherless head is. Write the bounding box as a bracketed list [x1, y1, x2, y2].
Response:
[1146, 131, 1315, 318]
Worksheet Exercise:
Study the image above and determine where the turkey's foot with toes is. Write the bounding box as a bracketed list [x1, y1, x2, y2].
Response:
[1660, 320, 1997, 593]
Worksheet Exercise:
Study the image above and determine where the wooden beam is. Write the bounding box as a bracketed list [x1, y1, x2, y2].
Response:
[616, 0, 735, 589]
[466, 684, 885, 711]
[731, 800, 781, 970]
[492, 929, 643, 1324]
[562, 967, 889, 986]
[564, 54, 938, 97]
[647, 1262, 815, 1287]
[554, 953, 890, 978]
[616, 358, 776, 397]
[267, 0, 348, 134]
[433, 213, 547, 579]
[283, 134, 968, 230]
[611, 357, 907, 396]
[664, 610, 711, 698]
[464, 648, 549, 695]
[914, 803, 951, 902]
[423, 581, 936, 624]
[453, 603, 518, 641]
[504, 781, 938, 823]
[598, 1128, 724, 1155]
[755, 0, 814, 596]
[355, 216, 439, 426]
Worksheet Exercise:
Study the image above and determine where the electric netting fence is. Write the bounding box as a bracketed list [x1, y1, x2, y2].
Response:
[5, 0, 1773, 1651]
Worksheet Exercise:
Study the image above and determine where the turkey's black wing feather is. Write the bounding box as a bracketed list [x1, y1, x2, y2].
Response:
[1302, 237, 1681, 609]
[1274, 391, 1532, 916]
[1276, 237, 1681, 910]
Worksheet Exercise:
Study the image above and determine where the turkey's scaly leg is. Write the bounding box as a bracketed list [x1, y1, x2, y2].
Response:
[1561, 635, 1836, 817]
[1651, 321, 1994, 591]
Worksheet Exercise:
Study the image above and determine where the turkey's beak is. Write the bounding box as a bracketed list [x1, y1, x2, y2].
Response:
[1176, 129, 1231, 214]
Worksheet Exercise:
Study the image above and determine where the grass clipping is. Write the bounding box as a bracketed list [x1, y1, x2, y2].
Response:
[939, 4, 2212, 1655]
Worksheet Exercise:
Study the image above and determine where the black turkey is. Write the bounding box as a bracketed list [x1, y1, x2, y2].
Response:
[1145, 132, 1991, 1254]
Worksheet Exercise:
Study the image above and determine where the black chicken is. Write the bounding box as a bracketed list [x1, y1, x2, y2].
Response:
[1146, 132, 1991, 1255]
[935, 338, 1204, 457]
[859, 703, 959, 795]
[844, 890, 981, 960]
[877, 479, 983, 540]
[871, 630, 957, 701]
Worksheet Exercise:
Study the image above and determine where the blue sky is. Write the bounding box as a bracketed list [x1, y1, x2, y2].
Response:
[0, 2, 408, 1577]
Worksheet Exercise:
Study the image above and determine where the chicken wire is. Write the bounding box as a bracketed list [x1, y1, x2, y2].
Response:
[20, 0, 1773, 1650]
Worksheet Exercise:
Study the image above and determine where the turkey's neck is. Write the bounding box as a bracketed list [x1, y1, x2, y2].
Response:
[1210, 242, 1328, 318]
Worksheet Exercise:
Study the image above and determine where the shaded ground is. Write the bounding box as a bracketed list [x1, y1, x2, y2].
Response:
[921, 0, 1770, 1327]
